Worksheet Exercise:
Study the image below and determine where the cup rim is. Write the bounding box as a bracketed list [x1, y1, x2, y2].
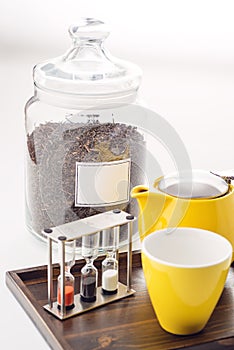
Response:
[141, 227, 233, 269]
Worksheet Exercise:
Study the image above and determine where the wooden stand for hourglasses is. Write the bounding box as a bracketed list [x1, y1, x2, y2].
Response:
[43, 210, 136, 320]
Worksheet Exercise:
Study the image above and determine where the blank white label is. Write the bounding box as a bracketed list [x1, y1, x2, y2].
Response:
[75, 159, 130, 207]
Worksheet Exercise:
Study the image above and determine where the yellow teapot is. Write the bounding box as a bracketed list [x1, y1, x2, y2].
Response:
[131, 170, 234, 261]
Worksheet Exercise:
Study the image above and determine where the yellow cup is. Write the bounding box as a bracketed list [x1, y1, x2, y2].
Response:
[141, 227, 232, 335]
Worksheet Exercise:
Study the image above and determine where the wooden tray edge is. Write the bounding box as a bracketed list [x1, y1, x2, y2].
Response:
[6, 250, 234, 350]
[6, 270, 71, 350]
[5, 250, 142, 350]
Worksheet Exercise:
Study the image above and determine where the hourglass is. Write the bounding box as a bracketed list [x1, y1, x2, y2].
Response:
[80, 232, 100, 302]
[57, 237, 76, 310]
[102, 227, 119, 294]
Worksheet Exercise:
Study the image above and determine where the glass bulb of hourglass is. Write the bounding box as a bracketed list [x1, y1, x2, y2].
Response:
[80, 258, 98, 302]
[58, 240, 76, 269]
[102, 251, 118, 294]
[57, 270, 75, 310]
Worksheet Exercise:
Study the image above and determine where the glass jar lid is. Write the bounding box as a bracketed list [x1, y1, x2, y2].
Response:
[33, 18, 142, 98]
[157, 170, 229, 199]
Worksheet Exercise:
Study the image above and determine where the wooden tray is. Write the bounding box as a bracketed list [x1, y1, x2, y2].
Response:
[6, 252, 234, 350]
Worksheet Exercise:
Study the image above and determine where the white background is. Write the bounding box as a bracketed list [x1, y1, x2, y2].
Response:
[1, 1, 234, 349]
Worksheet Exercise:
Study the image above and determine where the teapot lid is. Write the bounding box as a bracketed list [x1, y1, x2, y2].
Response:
[33, 18, 142, 100]
[157, 170, 229, 199]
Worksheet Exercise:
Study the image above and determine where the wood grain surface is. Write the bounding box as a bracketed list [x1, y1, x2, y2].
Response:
[5, 252, 234, 350]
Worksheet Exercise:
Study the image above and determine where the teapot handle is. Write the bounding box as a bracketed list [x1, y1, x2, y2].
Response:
[153, 176, 164, 189]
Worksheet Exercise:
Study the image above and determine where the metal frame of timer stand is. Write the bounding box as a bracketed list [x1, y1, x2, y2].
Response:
[43, 210, 136, 320]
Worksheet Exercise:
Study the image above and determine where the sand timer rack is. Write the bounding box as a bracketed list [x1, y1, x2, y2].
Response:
[42, 210, 136, 320]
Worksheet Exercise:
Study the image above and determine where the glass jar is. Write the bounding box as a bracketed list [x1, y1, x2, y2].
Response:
[25, 18, 146, 245]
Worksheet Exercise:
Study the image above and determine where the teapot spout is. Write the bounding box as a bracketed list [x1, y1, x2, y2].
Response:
[131, 185, 170, 241]
[131, 185, 150, 212]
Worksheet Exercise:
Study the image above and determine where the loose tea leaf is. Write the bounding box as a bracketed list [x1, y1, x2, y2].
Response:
[26, 121, 145, 240]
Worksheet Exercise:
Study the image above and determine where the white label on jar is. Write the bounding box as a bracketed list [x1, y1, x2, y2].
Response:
[75, 159, 130, 207]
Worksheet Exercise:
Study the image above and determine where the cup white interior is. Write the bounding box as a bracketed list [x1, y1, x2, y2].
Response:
[142, 227, 232, 268]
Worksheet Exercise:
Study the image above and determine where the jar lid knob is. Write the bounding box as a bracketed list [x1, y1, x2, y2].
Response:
[69, 18, 109, 44]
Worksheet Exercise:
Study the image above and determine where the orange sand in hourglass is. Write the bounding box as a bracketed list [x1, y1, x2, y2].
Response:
[57, 286, 74, 306]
